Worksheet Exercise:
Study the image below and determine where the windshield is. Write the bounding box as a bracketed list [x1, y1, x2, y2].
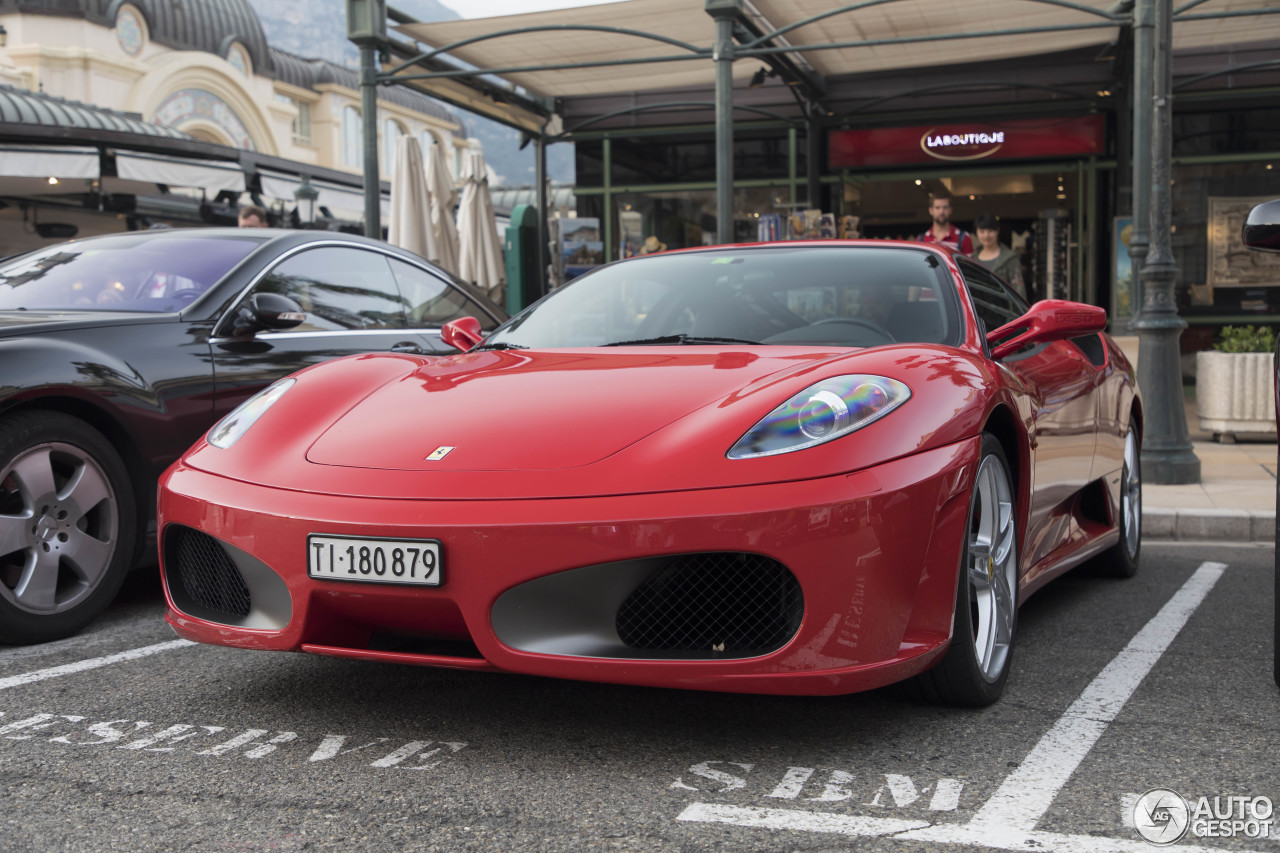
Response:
[485, 245, 959, 349]
[0, 233, 265, 312]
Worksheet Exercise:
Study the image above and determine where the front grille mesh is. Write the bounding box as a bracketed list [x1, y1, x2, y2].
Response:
[167, 526, 251, 618]
[615, 553, 803, 655]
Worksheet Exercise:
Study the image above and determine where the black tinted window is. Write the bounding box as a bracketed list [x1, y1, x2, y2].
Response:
[960, 260, 1025, 336]
[255, 247, 407, 331]
[0, 234, 261, 312]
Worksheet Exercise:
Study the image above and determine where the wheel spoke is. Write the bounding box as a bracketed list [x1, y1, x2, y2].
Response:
[14, 549, 59, 611]
[62, 530, 113, 586]
[0, 513, 31, 557]
[60, 461, 111, 518]
[993, 569, 1015, 643]
[9, 448, 57, 505]
[969, 556, 993, 589]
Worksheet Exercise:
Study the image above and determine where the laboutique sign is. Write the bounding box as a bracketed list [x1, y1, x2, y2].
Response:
[829, 115, 1106, 169]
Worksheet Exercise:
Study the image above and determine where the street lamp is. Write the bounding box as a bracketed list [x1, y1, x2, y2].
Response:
[294, 175, 319, 226]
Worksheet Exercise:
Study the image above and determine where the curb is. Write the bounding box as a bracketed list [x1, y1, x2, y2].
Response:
[1143, 508, 1276, 542]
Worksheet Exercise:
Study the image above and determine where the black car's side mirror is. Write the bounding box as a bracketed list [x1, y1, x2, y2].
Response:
[232, 293, 306, 337]
[1243, 199, 1280, 253]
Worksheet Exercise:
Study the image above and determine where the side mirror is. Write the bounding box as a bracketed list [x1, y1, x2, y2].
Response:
[233, 292, 306, 336]
[441, 316, 484, 351]
[986, 299, 1107, 360]
[1243, 198, 1280, 253]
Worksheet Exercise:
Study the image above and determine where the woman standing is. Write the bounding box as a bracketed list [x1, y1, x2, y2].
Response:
[972, 213, 1027, 300]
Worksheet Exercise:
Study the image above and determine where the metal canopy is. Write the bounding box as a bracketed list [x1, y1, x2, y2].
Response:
[374, 0, 1280, 244]
[396, 0, 1129, 97]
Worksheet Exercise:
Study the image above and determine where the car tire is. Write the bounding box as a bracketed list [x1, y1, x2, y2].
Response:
[1091, 424, 1142, 578]
[910, 434, 1018, 707]
[0, 411, 136, 644]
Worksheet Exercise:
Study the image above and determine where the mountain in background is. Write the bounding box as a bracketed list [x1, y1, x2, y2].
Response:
[245, 0, 574, 188]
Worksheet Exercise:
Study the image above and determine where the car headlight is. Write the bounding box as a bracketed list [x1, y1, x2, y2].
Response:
[727, 375, 910, 459]
[207, 378, 296, 449]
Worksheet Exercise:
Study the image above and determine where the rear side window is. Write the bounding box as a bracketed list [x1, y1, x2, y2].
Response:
[389, 258, 501, 331]
[254, 247, 407, 331]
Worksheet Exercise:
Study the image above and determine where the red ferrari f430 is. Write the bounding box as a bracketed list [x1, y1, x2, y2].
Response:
[158, 241, 1141, 706]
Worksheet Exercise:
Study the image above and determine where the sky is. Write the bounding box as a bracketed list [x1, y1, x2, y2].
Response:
[440, 0, 618, 18]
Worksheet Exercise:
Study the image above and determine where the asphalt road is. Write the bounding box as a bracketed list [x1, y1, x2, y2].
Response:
[1, 542, 1276, 853]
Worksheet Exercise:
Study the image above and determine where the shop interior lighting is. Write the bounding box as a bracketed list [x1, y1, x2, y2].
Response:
[47, 177, 58, 186]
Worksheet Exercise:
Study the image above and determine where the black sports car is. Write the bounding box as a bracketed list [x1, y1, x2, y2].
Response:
[0, 227, 507, 644]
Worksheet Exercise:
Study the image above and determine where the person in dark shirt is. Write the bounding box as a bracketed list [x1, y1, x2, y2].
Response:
[972, 212, 1026, 300]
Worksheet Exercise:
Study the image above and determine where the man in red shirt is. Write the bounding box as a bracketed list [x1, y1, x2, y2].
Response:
[918, 196, 973, 255]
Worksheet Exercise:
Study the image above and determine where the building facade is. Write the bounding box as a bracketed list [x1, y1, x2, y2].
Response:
[0, 0, 476, 253]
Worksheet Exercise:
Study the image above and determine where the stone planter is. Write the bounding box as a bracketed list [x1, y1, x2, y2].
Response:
[1195, 350, 1276, 442]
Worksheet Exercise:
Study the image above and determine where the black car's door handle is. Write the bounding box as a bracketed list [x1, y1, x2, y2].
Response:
[390, 341, 425, 354]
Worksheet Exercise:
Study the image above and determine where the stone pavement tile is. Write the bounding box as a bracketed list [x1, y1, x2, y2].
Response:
[1142, 487, 1214, 509]
[1201, 464, 1275, 480]
[1209, 494, 1276, 512]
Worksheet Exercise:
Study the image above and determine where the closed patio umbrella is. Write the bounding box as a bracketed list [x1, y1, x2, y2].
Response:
[456, 149, 505, 303]
[388, 136, 433, 261]
[424, 137, 461, 275]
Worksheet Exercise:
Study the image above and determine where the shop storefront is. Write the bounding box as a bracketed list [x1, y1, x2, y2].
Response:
[574, 112, 1114, 308]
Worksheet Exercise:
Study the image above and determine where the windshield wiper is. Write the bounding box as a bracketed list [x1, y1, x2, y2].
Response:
[469, 341, 529, 352]
[604, 334, 762, 347]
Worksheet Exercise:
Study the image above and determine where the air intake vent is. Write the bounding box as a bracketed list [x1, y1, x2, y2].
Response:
[166, 525, 251, 619]
[616, 553, 803, 655]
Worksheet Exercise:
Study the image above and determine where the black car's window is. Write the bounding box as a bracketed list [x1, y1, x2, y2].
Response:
[959, 259, 1026, 337]
[388, 258, 500, 331]
[254, 247, 407, 332]
[487, 246, 959, 349]
[0, 234, 263, 312]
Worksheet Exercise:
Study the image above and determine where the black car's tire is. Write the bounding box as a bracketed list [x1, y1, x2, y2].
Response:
[0, 411, 136, 644]
[910, 434, 1018, 707]
[1091, 424, 1142, 578]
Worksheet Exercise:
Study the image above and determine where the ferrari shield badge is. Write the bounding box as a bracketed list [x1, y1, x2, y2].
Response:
[426, 446, 455, 461]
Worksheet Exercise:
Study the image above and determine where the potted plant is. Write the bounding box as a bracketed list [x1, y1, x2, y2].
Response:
[1195, 324, 1277, 442]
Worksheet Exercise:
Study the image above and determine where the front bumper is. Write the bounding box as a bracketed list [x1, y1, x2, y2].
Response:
[158, 438, 979, 696]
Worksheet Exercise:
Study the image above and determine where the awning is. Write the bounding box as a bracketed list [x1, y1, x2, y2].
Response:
[394, 0, 1280, 100]
[113, 151, 246, 194]
[0, 144, 99, 195]
[259, 169, 390, 223]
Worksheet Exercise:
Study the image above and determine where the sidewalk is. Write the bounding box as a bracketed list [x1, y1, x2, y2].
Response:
[1145, 439, 1276, 542]
[1142, 396, 1276, 542]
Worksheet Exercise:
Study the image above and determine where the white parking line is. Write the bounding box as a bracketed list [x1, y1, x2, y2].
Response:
[678, 561, 1233, 851]
[0, 639, 194, 691]
[964, 561, 1226, 835]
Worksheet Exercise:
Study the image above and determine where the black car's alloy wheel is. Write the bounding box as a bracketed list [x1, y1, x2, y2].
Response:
[0, 411, 135, 644]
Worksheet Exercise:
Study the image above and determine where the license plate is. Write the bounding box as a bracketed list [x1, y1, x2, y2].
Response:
[307, 535, 442, 586]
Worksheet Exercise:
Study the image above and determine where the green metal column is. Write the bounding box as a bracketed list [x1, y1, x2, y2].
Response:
[1085, 155, 1098, 308]
[1128, 0, 1153, 326]
[345, 0, 386, 240]
[535, 134, 549, 295]
[707, 0, 741, 244]
[1133, 0, 1200, 484]
[788, 126, 797, 207]
[602, 137, 613, 262]
[360, 44, 381, 238]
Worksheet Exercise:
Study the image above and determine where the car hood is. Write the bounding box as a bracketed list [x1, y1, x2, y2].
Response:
[305, 348, 841, 471]
[183, 345, 994, 500]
